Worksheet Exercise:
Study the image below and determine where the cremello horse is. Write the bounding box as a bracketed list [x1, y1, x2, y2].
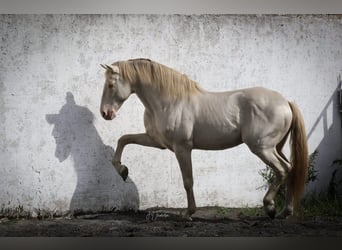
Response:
[100, 58, 308, 219]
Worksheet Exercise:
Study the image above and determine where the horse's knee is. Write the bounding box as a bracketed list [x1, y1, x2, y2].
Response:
[183, 177, 193, 190]
[117, 134, 134, 147]
[117, 136, 126, 147]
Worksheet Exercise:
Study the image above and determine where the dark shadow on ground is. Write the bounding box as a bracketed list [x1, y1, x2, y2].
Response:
[46, 92, 139, 214]
[306, 77, 342, 195]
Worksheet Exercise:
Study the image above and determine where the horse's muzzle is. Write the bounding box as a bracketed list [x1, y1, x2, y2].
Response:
[101, 109, 116, 120]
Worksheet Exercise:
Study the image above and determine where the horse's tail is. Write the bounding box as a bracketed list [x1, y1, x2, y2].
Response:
[288, 101, 308, 206]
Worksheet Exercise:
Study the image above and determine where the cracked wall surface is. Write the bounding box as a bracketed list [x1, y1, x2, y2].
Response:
[0, 15, 341, 215]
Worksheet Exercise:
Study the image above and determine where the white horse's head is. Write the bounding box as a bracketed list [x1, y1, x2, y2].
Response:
[100, 63, 132, 120]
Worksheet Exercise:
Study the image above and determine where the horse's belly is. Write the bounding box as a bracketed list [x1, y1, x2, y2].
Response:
[192, 126, 242, 150]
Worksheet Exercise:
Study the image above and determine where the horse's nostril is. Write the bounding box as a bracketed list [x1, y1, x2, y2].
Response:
[102, 111, 106, 117]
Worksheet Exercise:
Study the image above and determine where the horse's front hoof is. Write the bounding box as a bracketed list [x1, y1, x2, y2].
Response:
[119, 165, 129, 181]
[181, 213, 193, 221]
[181, 209, 195, 221]
[185, 216, 193, 221]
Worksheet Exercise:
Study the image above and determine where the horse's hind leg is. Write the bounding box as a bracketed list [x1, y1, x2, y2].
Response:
[252, 147, 290, 219]
[276, 150, 294, 218]
[274, 133, 295, 218]
[277, 173, 294, 218]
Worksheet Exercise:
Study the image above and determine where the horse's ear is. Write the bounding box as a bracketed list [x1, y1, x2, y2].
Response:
[105, 64, 120, 74]
[100, 64, 108, 70]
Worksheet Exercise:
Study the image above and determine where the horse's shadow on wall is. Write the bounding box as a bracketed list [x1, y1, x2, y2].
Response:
[46, 92, 139, 214]
[307, 77, 342, 195]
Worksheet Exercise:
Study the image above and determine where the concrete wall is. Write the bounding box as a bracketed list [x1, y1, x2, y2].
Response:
[0, 15, 341, 216]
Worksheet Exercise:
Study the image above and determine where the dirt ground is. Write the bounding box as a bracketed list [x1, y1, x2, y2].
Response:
[0, 207, 341, 237]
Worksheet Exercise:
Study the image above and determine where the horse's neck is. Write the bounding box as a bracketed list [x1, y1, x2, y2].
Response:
[133, 81, 235, 112]
[134, 84, 179, 112]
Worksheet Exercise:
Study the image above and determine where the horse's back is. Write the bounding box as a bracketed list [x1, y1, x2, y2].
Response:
[191, 86, 292, 150]
[240, 86, 288, 106]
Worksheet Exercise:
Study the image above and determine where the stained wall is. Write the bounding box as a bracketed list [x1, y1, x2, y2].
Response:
[0, 15, 341, 215]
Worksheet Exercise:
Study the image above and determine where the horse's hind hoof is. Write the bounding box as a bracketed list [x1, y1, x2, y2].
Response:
[264, 204, 276, 219]
[268, 210, 276, 220]
[120, 165, 129, 181]
[276, 208, 293, 219]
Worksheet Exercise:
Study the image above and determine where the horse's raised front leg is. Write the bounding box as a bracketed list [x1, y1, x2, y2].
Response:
[112, 133, 165, 181]
[174, 146, 196, 220]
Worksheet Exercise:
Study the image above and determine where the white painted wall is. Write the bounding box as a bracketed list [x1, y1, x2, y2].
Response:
[0, 15, 341, 216]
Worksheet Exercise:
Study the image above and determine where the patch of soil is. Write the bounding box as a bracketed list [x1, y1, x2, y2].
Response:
[0, 207, 341, 236]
